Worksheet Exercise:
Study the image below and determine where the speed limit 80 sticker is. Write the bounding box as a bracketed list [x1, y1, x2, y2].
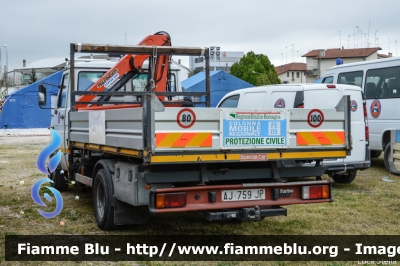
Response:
[307, 109, 324, 128]
[177, 108, 196, 128]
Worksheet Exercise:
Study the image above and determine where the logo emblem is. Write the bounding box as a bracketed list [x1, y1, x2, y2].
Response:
[32, 129, 64, 218]
[274, 98, 285, 108]
[370, 99, 381, 118]
[350, 100, 358, 112]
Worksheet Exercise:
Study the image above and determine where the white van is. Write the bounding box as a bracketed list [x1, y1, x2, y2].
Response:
[322, 57, 400, 171]
[217, 84, 370, 183]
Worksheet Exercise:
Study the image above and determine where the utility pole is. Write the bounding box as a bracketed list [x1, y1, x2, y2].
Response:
[285, 46, 287, 63]
[347, 34, 350, 48]
[338, 31, 341, 47]
[367, 20, 370, 47]
[291, 44, 295, 62]
[4, 44, 8, 95]
[355, 26, 359, 48]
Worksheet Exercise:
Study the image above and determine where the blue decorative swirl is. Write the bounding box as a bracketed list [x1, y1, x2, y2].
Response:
[31, 178, 63, 219]
[37, 129, 62, 174]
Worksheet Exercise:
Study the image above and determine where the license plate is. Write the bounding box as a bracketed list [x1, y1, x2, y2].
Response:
[222, 189, 265, 202]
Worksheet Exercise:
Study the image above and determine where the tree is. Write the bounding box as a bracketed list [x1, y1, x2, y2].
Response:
[0, 68, 15, 101]
[230, 51, 281, 86]
[28, 68, 37, 84]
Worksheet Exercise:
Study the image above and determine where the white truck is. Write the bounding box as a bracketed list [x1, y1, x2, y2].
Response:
[322, 57, 400, 171]
[38, 34, 352, 230]
[217, 84, 370, 183]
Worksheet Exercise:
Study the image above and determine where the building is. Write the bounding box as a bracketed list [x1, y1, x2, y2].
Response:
[189, 47, 244, 73]
[274, 62, 306, 84]
[172, 59, 191, 80]
[302, 47, 383, 83]
[0, 71, 62, 128]
[14, 58, 66, 86]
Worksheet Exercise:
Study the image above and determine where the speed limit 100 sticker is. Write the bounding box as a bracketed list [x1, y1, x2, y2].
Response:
[307, 109, 324, 128]
[177, 108, 196, 128]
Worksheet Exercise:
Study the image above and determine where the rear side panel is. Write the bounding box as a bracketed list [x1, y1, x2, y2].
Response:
[149, 180, 333, 213]
[153, 107, 347, 152]
[69, 100, 351, 164]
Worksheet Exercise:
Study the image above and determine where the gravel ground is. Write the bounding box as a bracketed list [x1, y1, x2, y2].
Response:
[0, 136, 49, 145]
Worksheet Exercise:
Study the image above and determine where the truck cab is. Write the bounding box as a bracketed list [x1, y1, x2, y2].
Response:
[51, 59, 185, 175]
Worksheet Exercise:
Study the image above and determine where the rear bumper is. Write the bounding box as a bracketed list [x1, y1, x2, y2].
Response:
[324, 161, 370, 172]
[324, 145, 371, 173]
[149, 180, 333, 213]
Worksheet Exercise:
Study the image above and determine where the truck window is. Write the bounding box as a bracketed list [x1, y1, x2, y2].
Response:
[78, 72, 107, 91]
[321, 76, 333, 84]
[365, 66, 400, 99]
[58, 74, 69, 108]
[218, 95, 239, 108]
[131, 74, 149, 92]
[338, 71, 363, 87]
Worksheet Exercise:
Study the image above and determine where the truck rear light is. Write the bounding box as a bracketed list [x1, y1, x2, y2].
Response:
[302, 185, 329, 199]
[363, 100, 369, 141]
[326, 85, 336, 88]
[156, 192, 186, 208]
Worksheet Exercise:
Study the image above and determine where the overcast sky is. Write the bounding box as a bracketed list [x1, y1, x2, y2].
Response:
[1, 0, 399, 72]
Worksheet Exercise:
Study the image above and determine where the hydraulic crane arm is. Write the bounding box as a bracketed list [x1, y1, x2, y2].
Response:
[75, 31, 171, 109]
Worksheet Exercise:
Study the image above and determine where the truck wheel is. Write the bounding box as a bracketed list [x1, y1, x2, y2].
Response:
[370, 151, 382, 158]
[384, 144, 393, 172]
[93, 168, 116, 230]
[50, 168, 68, 191]
[331, 170, 357, 183]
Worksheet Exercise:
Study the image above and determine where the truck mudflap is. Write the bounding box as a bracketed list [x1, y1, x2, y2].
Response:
[149, 180, 332, 213]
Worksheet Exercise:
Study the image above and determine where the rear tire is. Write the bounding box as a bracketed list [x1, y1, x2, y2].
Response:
[384, 144, 393, 172]
[370, 150, 382, 158]
[50, 167, 68, 191]
[331, 170, 357, 183]
[93, 168, 116, 230]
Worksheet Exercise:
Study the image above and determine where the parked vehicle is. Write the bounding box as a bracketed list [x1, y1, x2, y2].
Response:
[322, 57, 400, 171]
[217, 84, 370, 183]
[39, 33, 352, 230]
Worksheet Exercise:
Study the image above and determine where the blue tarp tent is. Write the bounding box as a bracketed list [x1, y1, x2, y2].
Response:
[182, 71, 253, 107]
[0, 71, 62, 129]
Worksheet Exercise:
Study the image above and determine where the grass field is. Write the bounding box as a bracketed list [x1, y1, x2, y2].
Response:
[0, 136, 399, 265]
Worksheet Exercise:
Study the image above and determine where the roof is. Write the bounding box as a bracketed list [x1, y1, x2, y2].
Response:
[182, 70, 253, 107]
[327, 55, 400, 71]
[302, 47, 382, 59]
[275, 63, 306, 75]
[14, 58, 67, 72]
[182, 71, 220, 88]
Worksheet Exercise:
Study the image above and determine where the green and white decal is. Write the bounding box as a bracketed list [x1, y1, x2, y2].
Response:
[220, 109, 289, 149]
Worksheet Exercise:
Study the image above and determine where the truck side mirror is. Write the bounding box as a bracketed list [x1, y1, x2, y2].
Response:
[38, 84, 47, 106]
